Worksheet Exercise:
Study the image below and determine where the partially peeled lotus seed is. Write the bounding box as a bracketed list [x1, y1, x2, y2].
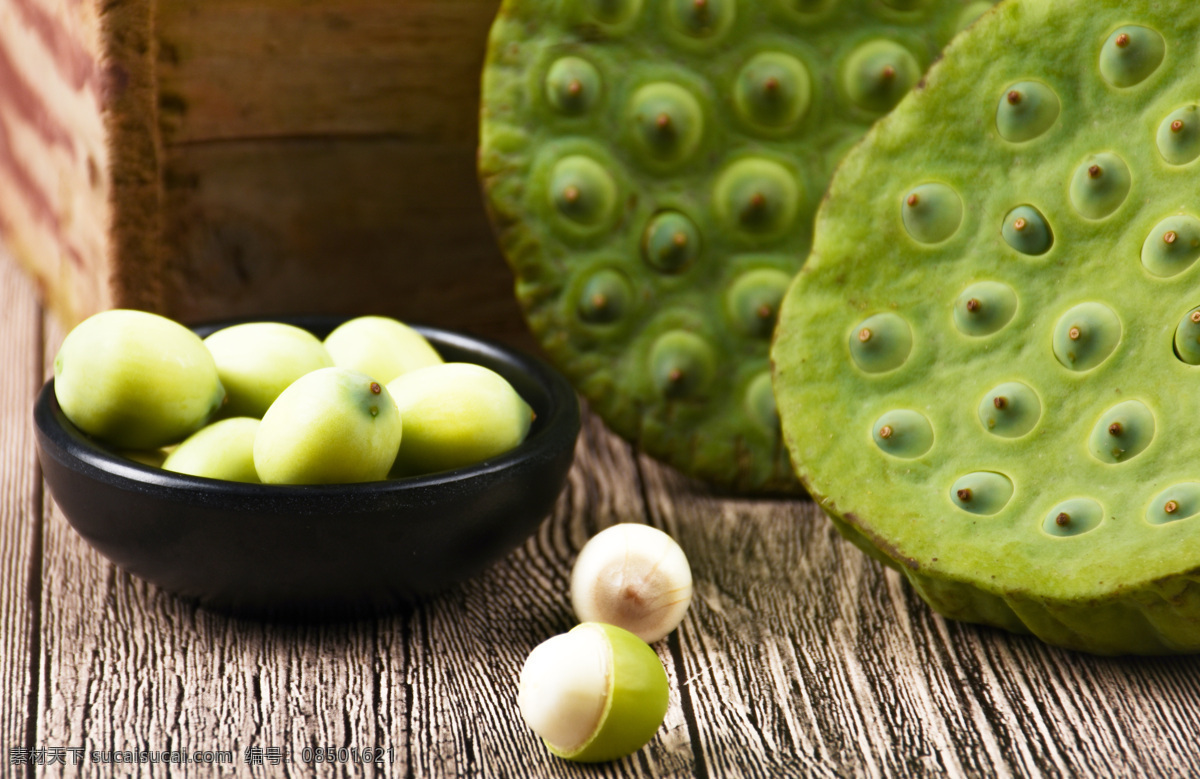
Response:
[517, 622, 669, 762]
[570, 523, 693, 643]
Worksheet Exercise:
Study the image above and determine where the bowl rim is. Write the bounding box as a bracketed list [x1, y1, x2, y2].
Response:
[35, 317, 581, 500]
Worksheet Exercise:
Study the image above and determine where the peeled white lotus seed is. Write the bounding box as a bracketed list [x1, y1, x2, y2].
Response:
[570, 523, 693, 644]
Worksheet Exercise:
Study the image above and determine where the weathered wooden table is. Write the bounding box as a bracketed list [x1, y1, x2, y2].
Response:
[4, 246, 1200, 778]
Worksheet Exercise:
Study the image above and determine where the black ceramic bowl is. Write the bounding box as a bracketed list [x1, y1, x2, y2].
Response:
[34, 316, 580, 618]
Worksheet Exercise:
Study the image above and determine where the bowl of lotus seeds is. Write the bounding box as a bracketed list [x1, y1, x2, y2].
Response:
[33, 312, 580, 617]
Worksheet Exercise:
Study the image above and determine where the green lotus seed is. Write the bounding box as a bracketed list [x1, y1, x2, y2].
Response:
[550, 155, 617, 228]
[545, 57, 602, 116]
[1052, 302, 1121, 372]
[1147, 484, 1200, 525]
[950, 472, 1014, 516]
[627, 82, 704, 167]
[162, 417, 261, 483]
[1087, 400, 1155, 465]
[849, 313, 912, 374]
[901, 183, 964, 244]
[1099, 26, 1165, 89]
[204, 322, 334, 418]
[995, 81, 1060, 143]
[953, 281, 1017, 337]
[1001, 205, 1053, 255]
[744, 371, 778, 432]
[842, 40, 920, 114]
[642, 211, 701, 273]
[1156, 106, 1200, 166]
[734, 52, 812, 132]
[1141, 215, 1200, 278]
[665, 0, 733, 39]
[650, 330, 716, 398]
[1043, 498, 1104, 538]
[578, 268, 634, 325]
[955, 1, 993, 32]
[584, 0, 641, 25]
[726, 268, 793, 338]
[1069, 153, 1131, 220]
[872, 409, 933, 459]
[1173, 306, 1200, 365]
[978, 381, 1040, 438]
[714, 158, 800, 239]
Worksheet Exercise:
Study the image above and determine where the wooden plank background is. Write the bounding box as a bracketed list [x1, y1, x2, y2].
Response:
[5, 242, 1200, 777]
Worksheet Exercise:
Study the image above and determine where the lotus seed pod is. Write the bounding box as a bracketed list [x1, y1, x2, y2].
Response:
[204, 322, 334, 419]
[994, 81, 1060, 143]
[977, 381, 1040, 438]
[162, 417, 261, 483]
[1087, 400, 1155, 464]
[480, 0, 997, 493]
[1173, 307, 1200, 365]
[650, 331, 715, 399]
[953, 281, 1017, 337]
[901, 183, 963, 244]
[517, 623, 669, 763]
[1156, 106, 1200, 166]
[1043, 499, 1104, 539]
[1098, 26, 1165, 89]
[1147, 484, 1200, 525]
[772, 0, 1200, 654]
[1068, 153, 1131, 220]
[1001, 205, 1052, 256]
[726, 268, 792, 338]
[849, 312, 912, 374]
[1140, 215, 1200, 278]
[871, 410, 933, 459]
[323, 316, 442, 385]
[950, 472, 1013, 516]
[842, 40, 920, 114]
[53, 309, 225, 450]
[1052, 302, 1121, 372]
[570, 523, 693, 643]
[545, 57, 602, 116]
[642, 211, 701, 274]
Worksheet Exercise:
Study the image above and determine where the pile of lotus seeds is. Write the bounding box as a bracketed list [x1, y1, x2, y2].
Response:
[773, 0, 1200, 654]
[479, 0, 994, 493]
[52, 311, 533, 484]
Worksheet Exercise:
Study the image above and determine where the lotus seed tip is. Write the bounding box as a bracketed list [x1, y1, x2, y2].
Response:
[879, 425, 893, 439]
[1115, 32, 1130, 48]
[906, 193, 919, 207]
[1109, 422, 1122, 436]
[1166, 500, 1180, 514]
[1088, 165, 1102, 179]
[764, 77, 780, 93]
[592, 293, 608, 309]
[1191, 311, 1200, 324]
[563, 185, 581, 203]
[656, 113, 672, 130]
[1007, 90, 1022, 105]
[957, 488, 972, 502]
[1069, 326, 1082, 341]
[1013, 217, 1027, 231]
[1165, 231, 1178, 245]
[965, 298, 981, 313]
[757, 304, 773, 319]
[370, 382, 382, 395]
[858, 328, 872, 342]
[1172, 119, 1185, 133]
[567, 79, 583, 96]
[668, 368, 683, 382]
[993, 396, 1007, 410]
[881, 65, 896, 80]
[1056, 512, 1071, 527]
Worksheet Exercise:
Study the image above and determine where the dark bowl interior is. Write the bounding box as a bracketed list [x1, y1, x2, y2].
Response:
[34, 316, 580, 619]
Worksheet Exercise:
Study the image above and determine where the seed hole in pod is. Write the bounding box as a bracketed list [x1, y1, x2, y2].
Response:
[1043, 498, 1104, 538]
[665, 0, 734, 40]
[842, 40, 920, 114]
[734, 52, 812, 132]
[1157, 106, 1200, 166]
[576, 268, 634, 326]
[1141, 215, 1200, 278]
[953, 280, 1017, 337]
[1173, 306, 1200, 365]
[1147, 483, 1200, 525]
[901, 183, 964, 244]
[713, 158, 801, 238]
[649, 330, 716, 399]
[849, 312, 912, 374]
[1099, 25, 1165, 89]
[978, 381, 1040, 438]
[995, 80, 1061, 143]
[1052, 301, 1121, 371]
[1001, 205, 1053, 255]
[545, 57, 602, 116]
[642, 211, 701, 274]
[744, 371, 779, 432]
[872, 409, 933, 459]
[726, 268, 793, 338]
[955, 1, 993, 33]
[1069, 152, 1131, 220]
[950, 471, 1014, 515]
[1087, 399, 1155, 464]
[549, 155, 618, 229]
[584, 0, 642, 25]
[627, 82, 704, 167]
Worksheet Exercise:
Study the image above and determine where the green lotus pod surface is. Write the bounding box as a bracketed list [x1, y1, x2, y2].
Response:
[772, 0, 1200, 654]
[479, 0, 995, 493]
